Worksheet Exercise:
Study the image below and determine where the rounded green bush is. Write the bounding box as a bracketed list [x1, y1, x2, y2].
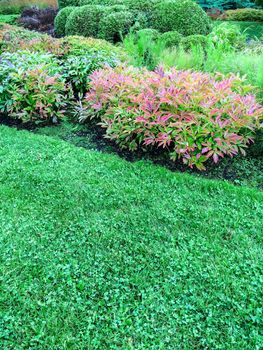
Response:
[223, 8, 263, 22]
[58, 0, 80, 9]
[99, 11, 134, 43]
[160, 31, 182, 48]
[54, 6, 76, 37]
[123, 0, 159, 12]
[103, 4, 128, 14]
[152, 0, 212, 36]
[136, 28, 160, 42]
[65, 5, 105, 37]
[79, 0, 120, 5]
[181, 34, 209, 50]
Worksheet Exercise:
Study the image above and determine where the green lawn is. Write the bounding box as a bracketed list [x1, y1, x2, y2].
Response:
[0, 125, 262, 349]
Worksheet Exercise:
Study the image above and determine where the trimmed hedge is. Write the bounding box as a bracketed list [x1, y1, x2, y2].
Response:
[64, 35, 127, 60]
[160, 31, 182, 48]
[65, 5, 105, 37]
[103, 5, 128, 14]
[181, 34, 209, 50]
[152, 0, 212, 36]
[222, 9, 263, 22]
[54, 6, 76, 37]
[58, 0, 80, 9]
[99, 11, 134, 42]
[124, 0, 159, 12]
[136, 28, 160, 41]
[80, 0, 120, 5]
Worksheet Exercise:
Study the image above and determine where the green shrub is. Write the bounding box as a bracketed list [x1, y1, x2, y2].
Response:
[103, 4, 128, 13]
[80, 0, 119, 4]
[136, 28, 160, 42]
[0, 14, 19, 24]
[123, 32, 164, 69]
[0, 24, 69, 56]
[160, 31, 182, 48]
[63, 35, 127, 60]
[181, 34, 209, 50]
[99, 11, 134, 42]
[65, 5, 105, 37]
[124, 0, 159, 12]
[152, 0, 212, 36]
[0, 51, 68, 123]
[58, 0, 80, 9]
[62, 52, 119, 95]
[213, 21, 263, 39]
[209, 23, 247, 49]
[222, 8, 263, 22]
[85, 65, 263, 170]
[54, 7, 76, 37]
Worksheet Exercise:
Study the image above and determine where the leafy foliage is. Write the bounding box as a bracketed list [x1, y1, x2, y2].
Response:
[54, 6, 76, 37]
[136, 28, 160, 41]
[0, 52, 68, 123]
[209, 22, 247, 49]
[181, 34, 209, 50]
[222, 8, 263, 21]
[0, 25, 125, 122]
[160, 31, 183, 48]
[58, 0, 80, 9]
[0, 14, 19, 24]
[64, 35, 127, 60]
[98, 11, 134, 43]
[0, 24, 127, 60]
[123, 31, 165, 69]
[152, 0, 212, 36]
[62, 52, 119, 95]
[65, 5, 105, 37]
[84, 65, 263, 170]
[18, 6, 58, 34]
[0, 25, 68, 55]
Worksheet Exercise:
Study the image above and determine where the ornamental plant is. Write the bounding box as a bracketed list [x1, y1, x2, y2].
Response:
[54, 6, 76, 37]
[0, 52, 69, 123]
[98, 11, 134, 43]
[152, 0, 212, 36]
[0, 25, 69, 55]
[84, 65, 263, 170]
[65, 5, 105, 37]
[62, 52, 120, 95]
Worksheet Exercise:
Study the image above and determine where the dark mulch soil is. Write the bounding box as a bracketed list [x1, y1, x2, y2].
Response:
[0, 113, 55, 131]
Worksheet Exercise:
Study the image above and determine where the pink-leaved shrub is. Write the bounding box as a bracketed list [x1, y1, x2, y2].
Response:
[84, 65, 263, 170]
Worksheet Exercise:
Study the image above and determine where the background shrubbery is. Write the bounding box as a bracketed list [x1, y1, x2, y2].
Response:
[55, 0, 212, 42]
[221, 8, 263, 21]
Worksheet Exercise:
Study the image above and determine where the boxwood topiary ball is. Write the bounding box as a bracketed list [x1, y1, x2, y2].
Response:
[65, 5, 105, 37]
[181, 34, 209, 50]
[160, 31, 182, 48]
[152, 0, 212, 36]
[99, 11, 134, 43]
